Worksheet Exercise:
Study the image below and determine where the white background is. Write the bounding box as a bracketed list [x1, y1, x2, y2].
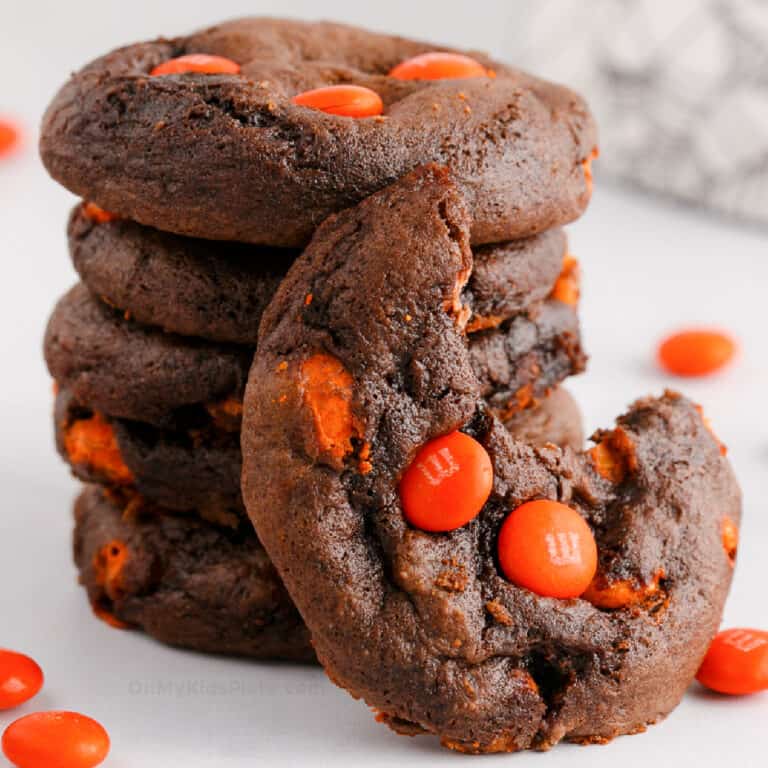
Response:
[1, 2, 765, 766]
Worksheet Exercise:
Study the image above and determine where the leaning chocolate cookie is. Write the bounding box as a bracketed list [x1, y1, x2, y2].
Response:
[41, 17, 596, 247]
[73, 485, 314, 661]
[68, 202, 567, 345]
[242, 166, 740, 752]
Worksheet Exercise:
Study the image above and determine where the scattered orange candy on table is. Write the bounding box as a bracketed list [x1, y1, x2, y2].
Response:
[292, 85, 384, 117]
[399, 431, 493, 532]
[150, 53, 241, 76]
[696, 628, 768, 695]
[2, 711, 109, 768]
[498, 499, 597, 599]
[389, 52, 489, 80]
[657, 329, 736, 377]
[0, 651, 43, 710]
[0, 119, 21, 158]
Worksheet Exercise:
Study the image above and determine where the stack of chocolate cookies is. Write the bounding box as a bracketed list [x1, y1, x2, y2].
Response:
[40, 18, 592, 662]
[38, 17, 739, 754]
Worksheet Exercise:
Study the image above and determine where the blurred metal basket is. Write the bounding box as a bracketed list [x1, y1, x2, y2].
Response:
[508, 0, 768, 225]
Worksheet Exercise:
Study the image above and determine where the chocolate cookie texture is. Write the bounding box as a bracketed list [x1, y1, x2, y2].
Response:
[68, 204, 294, 345]
[73, 485, 314, 661]
[69, 203, 567, 344]
[503, 386, 582, 450]
[41, 17, 596, 247]
[470, 298, 585, 417]
[241, 167, 740, 751]
[44, 284, 251, 426]
[55, 389, 242, 522]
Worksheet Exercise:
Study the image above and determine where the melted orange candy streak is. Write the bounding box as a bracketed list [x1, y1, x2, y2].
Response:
[300, 354, 361, 462]
[550, 255, 580, 306]
[64, 414, 134, 485]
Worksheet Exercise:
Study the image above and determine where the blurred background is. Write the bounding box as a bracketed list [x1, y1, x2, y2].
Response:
[1, 3, 766, 766]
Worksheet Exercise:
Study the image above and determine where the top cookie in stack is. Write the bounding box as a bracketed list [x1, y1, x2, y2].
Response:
[40, 17, 596, 246]
[40, 19, 596, 660]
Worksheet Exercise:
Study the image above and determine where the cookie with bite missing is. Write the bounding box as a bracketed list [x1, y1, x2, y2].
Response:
[241, 165, 741, 752]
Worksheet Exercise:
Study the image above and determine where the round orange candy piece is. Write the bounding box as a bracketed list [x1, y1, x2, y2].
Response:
[0, 119, 21, 158]
[696, 628, 768, 695]
[0, 650, 43, 710]
[389, 51, 489, 80]
[2, 711, 110, 768]
[498, 499, 597, 599]
[150, 53, 241, 76]
[399, 431, 493, 532]
[291, 85, 384, 118]
[657, 329, 736, 377]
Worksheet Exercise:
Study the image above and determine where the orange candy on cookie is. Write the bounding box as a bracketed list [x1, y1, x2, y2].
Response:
[150, 53, 241, 76]
[498, 500, 597, 599]
[0, 650, 43, 710]
[696, 628, 768, 695]
[292, 85, 383, 118]
[2, 711, 110, 768]
[82, 203, 117, 224]
[657, 329, 736, 377]
[389, 52, 489, 80]
[399, 431, 493, 532]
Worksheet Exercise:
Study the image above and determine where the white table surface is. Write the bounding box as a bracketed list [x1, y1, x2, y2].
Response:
[1, 4, 766, 766]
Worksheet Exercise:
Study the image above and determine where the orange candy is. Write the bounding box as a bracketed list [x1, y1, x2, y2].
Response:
[696, 628, 768, 695]
[498, 500, 597, 599]
[657, 329, 736, 377]
[292, 85, 383, 117]
[82, 203, 117, 224]
[0, 119, 21, 158]
[399, 431, 493, 532]
[150, 53, 241, 77]
[2, 711, 110, 768]
[389, 52, 489, 80]
[0, 651, 43, 710]
[721, 516, 739, 565]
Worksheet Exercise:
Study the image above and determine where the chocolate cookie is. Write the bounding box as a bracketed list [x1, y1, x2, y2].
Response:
[73, 485, 313, 661]
[69, 202, 567, 345]
[241, 166, 740, 752]
[55, 389, 242, 522]
[41, 17, 596, 247]
[44, 284, 251, 426]
[68, 204, 294, 345]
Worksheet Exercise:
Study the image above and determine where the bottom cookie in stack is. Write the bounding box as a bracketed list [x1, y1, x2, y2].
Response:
[67, 385, 583, 661]
[73, 485, 314, 661]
